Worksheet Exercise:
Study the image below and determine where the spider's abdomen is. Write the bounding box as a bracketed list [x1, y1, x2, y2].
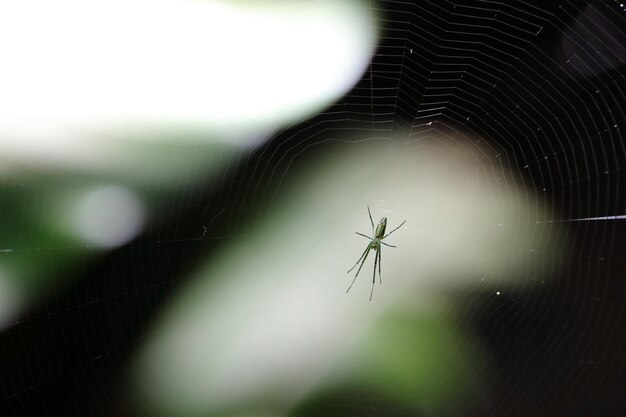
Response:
[375, 217, 387, 238]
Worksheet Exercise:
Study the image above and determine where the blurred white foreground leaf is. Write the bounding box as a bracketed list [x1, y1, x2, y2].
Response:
[0, 0, 375, 159]
[131, 135, 561, 417]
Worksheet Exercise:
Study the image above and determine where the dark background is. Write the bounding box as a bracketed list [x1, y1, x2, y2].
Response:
[1, 1, 625, 416]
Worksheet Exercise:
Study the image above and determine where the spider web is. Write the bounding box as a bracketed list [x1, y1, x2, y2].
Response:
[1, 1, 626, 416]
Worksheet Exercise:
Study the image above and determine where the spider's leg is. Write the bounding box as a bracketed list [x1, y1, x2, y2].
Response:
[383, 220, 406, 239]
[381, 241, 396, 248]
[378, 246, 382, 285]
[347, 245, 371, 293]
[347, 244, 370, 274]
[356, 232, 373, 240]
[370, 247, 379, 301]
[353, 246, 371, 278]
[367, 206, 375, 234]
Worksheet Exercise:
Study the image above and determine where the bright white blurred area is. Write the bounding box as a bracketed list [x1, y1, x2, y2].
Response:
[0, 0, 375, 168]
[68, 185, 145, 248]
[131, 133, 561, 416]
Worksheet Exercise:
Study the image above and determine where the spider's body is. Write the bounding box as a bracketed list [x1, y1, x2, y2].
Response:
[347, 207, 405, 300]
[367, 218, 387, 253]
[374, 217, 387, 240]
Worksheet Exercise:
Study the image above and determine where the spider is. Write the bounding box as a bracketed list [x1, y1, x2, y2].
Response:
[347, 206, 406, 300]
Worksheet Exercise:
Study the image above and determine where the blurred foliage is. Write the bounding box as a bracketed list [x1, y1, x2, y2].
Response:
[294, 309, 485, 417]
[0, 185, 90, 293]
[0, 139, 239, 317]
